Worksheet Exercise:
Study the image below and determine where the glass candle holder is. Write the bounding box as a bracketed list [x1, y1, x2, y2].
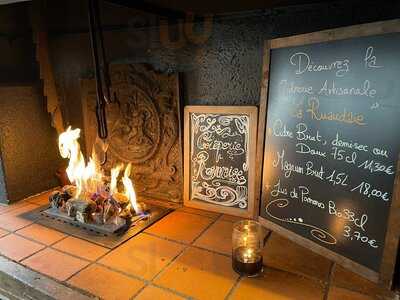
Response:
[232, 220, 263, 277]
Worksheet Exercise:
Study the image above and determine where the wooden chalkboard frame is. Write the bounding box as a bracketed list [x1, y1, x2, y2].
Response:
[184, 106, 258, 218]
[258, 19, 400, 289]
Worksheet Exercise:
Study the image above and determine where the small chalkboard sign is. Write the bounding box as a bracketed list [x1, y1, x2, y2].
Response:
[257, 19, 400, 289]
[184, 106, 258, 217]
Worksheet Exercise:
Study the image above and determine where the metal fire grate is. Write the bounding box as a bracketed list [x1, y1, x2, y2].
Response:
[23, 203, 172, 249]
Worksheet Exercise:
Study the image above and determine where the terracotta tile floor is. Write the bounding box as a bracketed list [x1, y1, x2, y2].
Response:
[177, 206, 221, 220]
[154, 246, 239, 299]
[144, 211, 215, 244]
[0, 201, 32, 215]
[230, 268, 325, 300]
[0, 203, 39, 231]
[262, 232, 332, 282]
[135, 285, 187, 300]
[327, 287, 376, 300]
[0, 234, 45, 261]
[0, 192, 396, 300]
[330, 264, 385, 298]
[68, 264, 145, 300]
[53, 236, 109, 261]
[99, 233, 184, 280]
[22, 248, 90, 281]
[16, 223, 66, 245]
[193, 219, 234, 255]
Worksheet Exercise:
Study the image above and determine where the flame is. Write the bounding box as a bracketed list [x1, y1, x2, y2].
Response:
[110, 164, 124, 195]
[122, 163, 141, 214]
[58, 126, 103, 198]
[58, 127, 141, 216]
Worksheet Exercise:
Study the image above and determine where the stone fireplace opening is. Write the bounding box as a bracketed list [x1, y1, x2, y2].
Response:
[1, 62, 184, 247]
[0, 2, 184, 243]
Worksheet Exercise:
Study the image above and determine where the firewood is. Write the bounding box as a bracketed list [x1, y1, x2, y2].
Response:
[65, 198, 96, 221]
[76, 211, 90, 223]
[49, 190, 71, 209]
[62, 185, 76, 197]
[103, 198, 121, 224]
[112, 192, 129, 207]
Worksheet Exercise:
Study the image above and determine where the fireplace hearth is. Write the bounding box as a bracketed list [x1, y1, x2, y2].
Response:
[20, 124, 175, 248]
[24, 201, 172, 248]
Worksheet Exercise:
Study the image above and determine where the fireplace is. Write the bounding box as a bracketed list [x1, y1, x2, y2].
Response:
[25, 124, 172, 248]
[6, 63, 184, 248]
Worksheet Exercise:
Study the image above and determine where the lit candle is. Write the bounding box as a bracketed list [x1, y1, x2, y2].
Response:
[232, 220, 263, 277]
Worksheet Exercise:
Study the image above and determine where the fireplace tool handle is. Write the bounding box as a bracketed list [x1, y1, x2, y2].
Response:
[88, 0, 109, 164]
[92, 0, 113, 104]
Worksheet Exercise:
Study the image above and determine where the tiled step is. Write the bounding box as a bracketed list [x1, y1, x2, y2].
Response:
[0, 256, 94, 300]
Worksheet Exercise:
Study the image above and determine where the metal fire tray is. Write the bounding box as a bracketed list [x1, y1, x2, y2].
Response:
[23, 204, 172, 249]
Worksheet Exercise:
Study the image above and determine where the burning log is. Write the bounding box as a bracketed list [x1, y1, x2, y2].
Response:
[49, 185, 75, 209]
[103, 197, 121, 224]
[65, 198, 97, 223]
[112, 192, 130, 208]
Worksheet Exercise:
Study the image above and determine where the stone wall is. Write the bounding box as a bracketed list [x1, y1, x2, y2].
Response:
[47, 0, 400, 134]
[0, 85, 61, 203]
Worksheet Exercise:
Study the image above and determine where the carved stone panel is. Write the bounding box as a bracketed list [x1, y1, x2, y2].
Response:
[81, 64, 182, 203]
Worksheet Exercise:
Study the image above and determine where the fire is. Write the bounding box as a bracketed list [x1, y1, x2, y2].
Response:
[110, 164, 123, 195]
[58, 127, 140, 214]
[58, 127, 87, 197]
[122, 163, 141, 214]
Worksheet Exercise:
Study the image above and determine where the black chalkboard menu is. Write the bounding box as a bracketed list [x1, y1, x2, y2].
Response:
[259, 21, 400, 284]
[184, 106, 258, 218]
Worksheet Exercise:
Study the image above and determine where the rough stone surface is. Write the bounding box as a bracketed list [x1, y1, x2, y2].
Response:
[0, 85, 62, 204]
[44, 1, 400, 136]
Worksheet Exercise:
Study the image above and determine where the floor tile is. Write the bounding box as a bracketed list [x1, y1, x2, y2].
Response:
[178, 207, 221, 220]
[52, 236, 108, 261]
[0, 201, 32, 215]
[0, 234, 45, 261]
[327, 287, 375, 300]
[17, 224, 66, 245]
[154, 247, 239, 300]
[0, 228, 9, 238]
[219, 214, 245, 223]
[99, 233, 184, 280]
[145, 211, 214, 244]
[25, 190, 54, 205]
[193, 220, 233, 255]
[135, 285, 185, 300]
[22, 248, 90, 281]
[0, 204, 38, 231]
[262, 233, 332, 281]
[330, 265, 383, 298]
[230, 268, 325, 300]
[68, 264, 145, 300]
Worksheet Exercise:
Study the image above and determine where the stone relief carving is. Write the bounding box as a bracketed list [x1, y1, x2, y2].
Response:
[81, 64, 182, 203]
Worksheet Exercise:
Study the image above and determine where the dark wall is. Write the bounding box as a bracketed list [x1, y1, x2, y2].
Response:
[0, 85, 61, 203]
[46, 0, 400, 135]
[0, 3, 62, 203]
[0, 2, 36, 83]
